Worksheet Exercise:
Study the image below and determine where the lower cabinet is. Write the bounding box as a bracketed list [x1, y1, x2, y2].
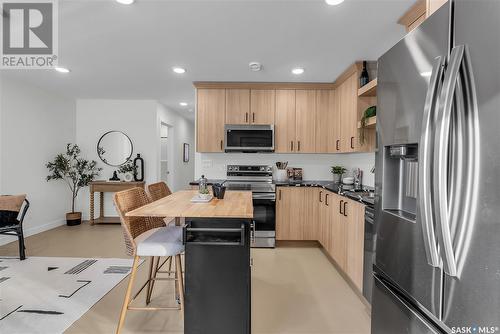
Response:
[276, 186, 365, 292]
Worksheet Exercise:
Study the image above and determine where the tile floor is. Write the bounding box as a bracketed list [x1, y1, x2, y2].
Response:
[0, 223, 371, 334]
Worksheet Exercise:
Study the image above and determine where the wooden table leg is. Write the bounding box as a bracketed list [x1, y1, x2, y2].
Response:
[90, 191, 95, 225]
[99, 192, 104, 219]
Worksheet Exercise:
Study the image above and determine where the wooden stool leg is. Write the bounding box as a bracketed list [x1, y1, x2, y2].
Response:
[116, 255, 139, 334]
[175, 254, 185, 313]
[146, 256, 155, 305]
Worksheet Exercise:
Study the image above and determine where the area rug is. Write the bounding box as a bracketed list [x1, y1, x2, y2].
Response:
[0, 256, 140, 334]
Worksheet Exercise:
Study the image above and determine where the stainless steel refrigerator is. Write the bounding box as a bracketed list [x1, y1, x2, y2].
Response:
[373, 0, 500, 333]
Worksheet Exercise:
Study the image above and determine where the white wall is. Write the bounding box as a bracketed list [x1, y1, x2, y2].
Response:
[195, 152, 376, 187]
[156, 104, 195, 192]
[75, 100, 195, 219]
[75, 99, 159, 219]
[0, 77, 76, 245]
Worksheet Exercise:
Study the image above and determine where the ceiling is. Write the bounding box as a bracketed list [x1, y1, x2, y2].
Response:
[3, 0, 414, 121]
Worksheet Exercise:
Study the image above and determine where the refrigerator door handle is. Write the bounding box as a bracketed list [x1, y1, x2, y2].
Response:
[433, 44, 480, 278]
[433, 46, 463, 277]
[418, 56, 443, 268]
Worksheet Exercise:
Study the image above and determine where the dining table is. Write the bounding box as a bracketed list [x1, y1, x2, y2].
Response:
[126, 189, 254, 334]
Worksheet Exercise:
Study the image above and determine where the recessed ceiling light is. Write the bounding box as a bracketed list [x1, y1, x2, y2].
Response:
[54, 66, 70, 73]
[325, 0, 344, 5]
[292, 67, 305, 75]
[420, 71, 432, 77]
[179, 102, 188, 106]
[249, 62, 262, 72]
[116, 0, 135, 4]
[172, 67, 186, 74]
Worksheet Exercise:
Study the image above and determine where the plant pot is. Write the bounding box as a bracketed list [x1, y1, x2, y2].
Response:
[66, 212, 82, 226]
[332, 173, 342, 184]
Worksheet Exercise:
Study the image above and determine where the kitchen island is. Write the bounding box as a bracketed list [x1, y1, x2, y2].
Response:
[126, 190, 253, 334]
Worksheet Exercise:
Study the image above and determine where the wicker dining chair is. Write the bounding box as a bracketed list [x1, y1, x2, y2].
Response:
[114, 187, 184, 334]
[147, 181, 172, 201]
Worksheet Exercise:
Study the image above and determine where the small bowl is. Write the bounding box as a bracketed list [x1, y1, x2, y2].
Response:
[342, 177, 354, 185]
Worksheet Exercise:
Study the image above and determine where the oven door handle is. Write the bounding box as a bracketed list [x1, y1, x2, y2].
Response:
[252, 193, 276, 200]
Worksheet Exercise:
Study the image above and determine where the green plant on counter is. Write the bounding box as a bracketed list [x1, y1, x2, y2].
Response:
[360, 105, 377, 144]
[331, 166, 347, 175]
[199, 188, 210, 195]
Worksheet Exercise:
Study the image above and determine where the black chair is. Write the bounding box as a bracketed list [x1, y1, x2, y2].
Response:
[0, 197, 29, 260]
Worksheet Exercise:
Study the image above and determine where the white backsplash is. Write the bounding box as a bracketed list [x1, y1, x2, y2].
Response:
[194, 152, 375, 187]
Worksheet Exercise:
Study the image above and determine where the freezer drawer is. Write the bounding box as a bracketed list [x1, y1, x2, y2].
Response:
[372, 276, 442, 334]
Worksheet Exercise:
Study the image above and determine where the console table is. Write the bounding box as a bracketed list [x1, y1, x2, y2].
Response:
[89, 181, 145, 225]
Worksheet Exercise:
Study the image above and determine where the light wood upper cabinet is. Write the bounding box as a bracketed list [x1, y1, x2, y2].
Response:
[295, 90, 316, 153]
[398, 0, 448, 32]
[196, 89, 225, 152]
[339, 74, 359, 153]
[275, 90, 296, 153]
[344, 198, 365, 291]
[225, 89, 250, 124]
[250, 90, 275, 125]
[427, 0, 447, 16]
[316, 90, 340, 153]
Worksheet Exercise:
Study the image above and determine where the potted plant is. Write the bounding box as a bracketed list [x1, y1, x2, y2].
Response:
[46, 144, 102, 226]
[117, 159, 137, 182]
[331, 166, 347, 184]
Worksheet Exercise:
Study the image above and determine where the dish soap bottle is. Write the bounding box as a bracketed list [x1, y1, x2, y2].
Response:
[199, 175, 208, 194]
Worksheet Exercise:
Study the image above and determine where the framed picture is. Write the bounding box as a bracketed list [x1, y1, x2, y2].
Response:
[183, 143, 189, 162]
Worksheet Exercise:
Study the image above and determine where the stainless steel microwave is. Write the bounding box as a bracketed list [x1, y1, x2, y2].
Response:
[224, 124, 274, 152]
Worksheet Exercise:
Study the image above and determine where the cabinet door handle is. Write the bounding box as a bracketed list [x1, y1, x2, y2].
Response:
[343, 201, 348, 217]
[325, 193, 329, 206]
[252, 112, 255, 123]
[350, 136, 355, 149]
[319, 190, 323, 203]
[278, 189, 282, 201]
[220, 140, 223, 150]
[297, 141, 301, 152]
[290, 141, 294, 151]
[245, 112, 249, 123]
[339, 200, 344, 214]
[336, 139, 340, 151]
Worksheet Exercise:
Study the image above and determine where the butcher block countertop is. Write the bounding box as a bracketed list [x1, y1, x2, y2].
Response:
[126, 190, 254, 219]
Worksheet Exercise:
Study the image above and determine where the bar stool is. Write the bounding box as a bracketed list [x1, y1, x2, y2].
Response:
[148, 181, 172, 201]
[114, 187, 184, 334]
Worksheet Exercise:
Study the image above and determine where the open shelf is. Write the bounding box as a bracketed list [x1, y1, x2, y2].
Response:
[358, 116, 377, 129]
[358, 78, 377, 97]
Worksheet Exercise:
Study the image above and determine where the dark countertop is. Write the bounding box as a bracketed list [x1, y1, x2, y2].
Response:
[190, 179, 374, 206]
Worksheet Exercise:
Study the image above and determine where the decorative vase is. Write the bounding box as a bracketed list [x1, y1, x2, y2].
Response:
[133, 154, 144, 181]
[333, 173, 342, 184]
[66, 212, 82, 226]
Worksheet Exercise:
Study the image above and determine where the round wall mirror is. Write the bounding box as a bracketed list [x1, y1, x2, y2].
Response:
[97, 131, 133, 166]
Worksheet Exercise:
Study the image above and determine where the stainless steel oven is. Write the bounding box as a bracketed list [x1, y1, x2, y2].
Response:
[226, 165, 275, 248]
[224, 125, 274, 152]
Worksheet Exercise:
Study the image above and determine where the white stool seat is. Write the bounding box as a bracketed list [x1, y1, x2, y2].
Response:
[135, 225, 184, 257]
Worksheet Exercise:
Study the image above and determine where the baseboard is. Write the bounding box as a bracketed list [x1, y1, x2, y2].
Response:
[0, 218, 65, 246]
